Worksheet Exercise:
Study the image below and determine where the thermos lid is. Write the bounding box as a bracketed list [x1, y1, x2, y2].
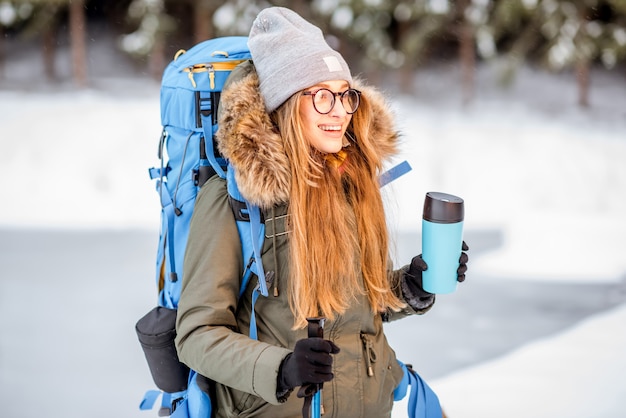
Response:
[423, 192, 464, 223]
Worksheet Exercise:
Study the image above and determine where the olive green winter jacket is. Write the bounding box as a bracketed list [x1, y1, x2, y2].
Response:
[175, 62, 434, 418]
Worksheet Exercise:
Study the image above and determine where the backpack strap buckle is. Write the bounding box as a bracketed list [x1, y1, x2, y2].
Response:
[264, 214, 291, 238]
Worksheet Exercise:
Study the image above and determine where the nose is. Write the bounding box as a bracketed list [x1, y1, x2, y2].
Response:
[328, 97, 348, 117]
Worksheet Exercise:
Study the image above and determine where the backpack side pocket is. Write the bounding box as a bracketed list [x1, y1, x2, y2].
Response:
[136, 306, 190, 393]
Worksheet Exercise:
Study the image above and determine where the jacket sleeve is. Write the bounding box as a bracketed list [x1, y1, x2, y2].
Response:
[384, 264, 435, 322]
[175, 176, 291, 404]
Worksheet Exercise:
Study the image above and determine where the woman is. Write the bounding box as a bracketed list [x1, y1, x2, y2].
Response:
[175, 7, 468, 418]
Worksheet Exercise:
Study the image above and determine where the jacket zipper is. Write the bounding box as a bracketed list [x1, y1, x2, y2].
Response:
[360, 333, 377, 377]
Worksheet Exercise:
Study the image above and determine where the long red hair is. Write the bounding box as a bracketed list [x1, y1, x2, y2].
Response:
[272, 90, 405, 328]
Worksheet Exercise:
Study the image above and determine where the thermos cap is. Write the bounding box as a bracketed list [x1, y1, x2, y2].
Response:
[423, 192, 464, 223]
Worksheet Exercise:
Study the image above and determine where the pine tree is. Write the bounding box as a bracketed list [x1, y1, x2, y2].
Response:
[0, 2, 35, 78]
[486, 0, 626, 106]
[0, 1, 88, 86]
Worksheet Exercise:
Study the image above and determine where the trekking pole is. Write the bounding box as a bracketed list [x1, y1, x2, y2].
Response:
[306, 317, 325, 418]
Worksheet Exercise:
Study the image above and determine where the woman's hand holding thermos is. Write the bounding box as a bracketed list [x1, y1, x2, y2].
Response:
[403, 242, 470, 303]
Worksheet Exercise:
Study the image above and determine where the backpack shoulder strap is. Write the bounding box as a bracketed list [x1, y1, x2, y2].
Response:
[200, 108, 227, 179]
[226, 165, 269, 340]
[394, 361, 442, 418]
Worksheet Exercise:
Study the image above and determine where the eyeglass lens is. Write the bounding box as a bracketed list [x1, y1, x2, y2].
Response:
[313, 89, 360, 114]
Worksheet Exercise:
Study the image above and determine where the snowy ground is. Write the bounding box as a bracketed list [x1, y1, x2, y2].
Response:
[1, 35, 626, 418]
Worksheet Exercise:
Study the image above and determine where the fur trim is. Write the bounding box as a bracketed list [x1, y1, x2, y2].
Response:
[216, 65, 400, 208]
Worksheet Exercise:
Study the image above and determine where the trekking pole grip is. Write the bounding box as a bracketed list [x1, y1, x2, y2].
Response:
[307, 317, 325, 339]
[306, 317, 325, 418]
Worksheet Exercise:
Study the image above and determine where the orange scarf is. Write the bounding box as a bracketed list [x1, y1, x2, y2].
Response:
[324, 149, 348, 174]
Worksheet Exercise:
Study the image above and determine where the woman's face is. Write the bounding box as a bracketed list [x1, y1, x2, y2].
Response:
[299, 80, 353, 154]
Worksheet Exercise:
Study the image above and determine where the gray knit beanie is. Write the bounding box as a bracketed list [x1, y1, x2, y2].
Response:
[248, 7, 353, 113]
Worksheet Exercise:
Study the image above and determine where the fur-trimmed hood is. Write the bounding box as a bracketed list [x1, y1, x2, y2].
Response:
[216, 61, 400, 209]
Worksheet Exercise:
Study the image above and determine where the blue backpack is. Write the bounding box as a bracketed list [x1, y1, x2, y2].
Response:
[135, 36, 439, 418]
[136, 36, 267, 418]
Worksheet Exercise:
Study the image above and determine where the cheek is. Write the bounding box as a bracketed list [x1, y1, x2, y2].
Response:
[300, 107, 320, 135]
[300, 104, 316, 124]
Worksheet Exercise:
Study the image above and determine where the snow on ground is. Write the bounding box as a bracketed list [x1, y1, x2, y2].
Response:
[0, 88, 161, 229]
[393, 302, 626, 418]
[1, 41, 626, 417]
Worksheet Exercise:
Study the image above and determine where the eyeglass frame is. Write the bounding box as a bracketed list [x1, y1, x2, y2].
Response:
[301, 88, 362, 115]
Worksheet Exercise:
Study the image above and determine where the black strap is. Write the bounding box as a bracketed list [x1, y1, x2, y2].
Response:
[195, 137, 217, 188]
[228, 196, 266, 223]
[301, 395, 312, 418]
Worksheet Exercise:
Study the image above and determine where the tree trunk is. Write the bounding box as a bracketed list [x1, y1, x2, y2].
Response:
[287, 0, 312, 19]
[396, 20, 415, 94]
[43, 22, 57, 81]
[0, 27, 4, 79]
[576, 8, 591, 107]
[576, 59, 590, 107]
[150, 35, 166, 81]
[69, 0, 87, 87]
[193, 1, 219, 43]
[458, 0, 475, 105]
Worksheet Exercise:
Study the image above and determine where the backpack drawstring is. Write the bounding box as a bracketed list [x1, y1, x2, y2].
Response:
[271, 206, 280, 297]
[157, 129, 167, 210]
[172, 131, 194, 216]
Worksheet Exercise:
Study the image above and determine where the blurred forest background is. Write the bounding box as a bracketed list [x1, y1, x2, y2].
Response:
[0, 0, 625, 106]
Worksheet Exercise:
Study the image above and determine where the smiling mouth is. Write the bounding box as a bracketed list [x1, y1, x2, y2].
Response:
[319, 125, 342, 131]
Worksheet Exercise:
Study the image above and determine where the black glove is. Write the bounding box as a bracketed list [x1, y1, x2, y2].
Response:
[457, 241, 469, 282]
[277, 338, 340, 392]
[402, 255, 434, 309]
[404, 241, 470, 298]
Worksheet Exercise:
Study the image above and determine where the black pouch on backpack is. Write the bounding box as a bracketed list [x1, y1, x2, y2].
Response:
[136, 306, 190, 393]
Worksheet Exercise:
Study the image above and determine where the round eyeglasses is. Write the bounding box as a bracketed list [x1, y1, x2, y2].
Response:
[301, 88, 361, 115]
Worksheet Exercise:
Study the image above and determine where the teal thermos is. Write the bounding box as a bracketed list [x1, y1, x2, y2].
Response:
[421, 192, 464, 294]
